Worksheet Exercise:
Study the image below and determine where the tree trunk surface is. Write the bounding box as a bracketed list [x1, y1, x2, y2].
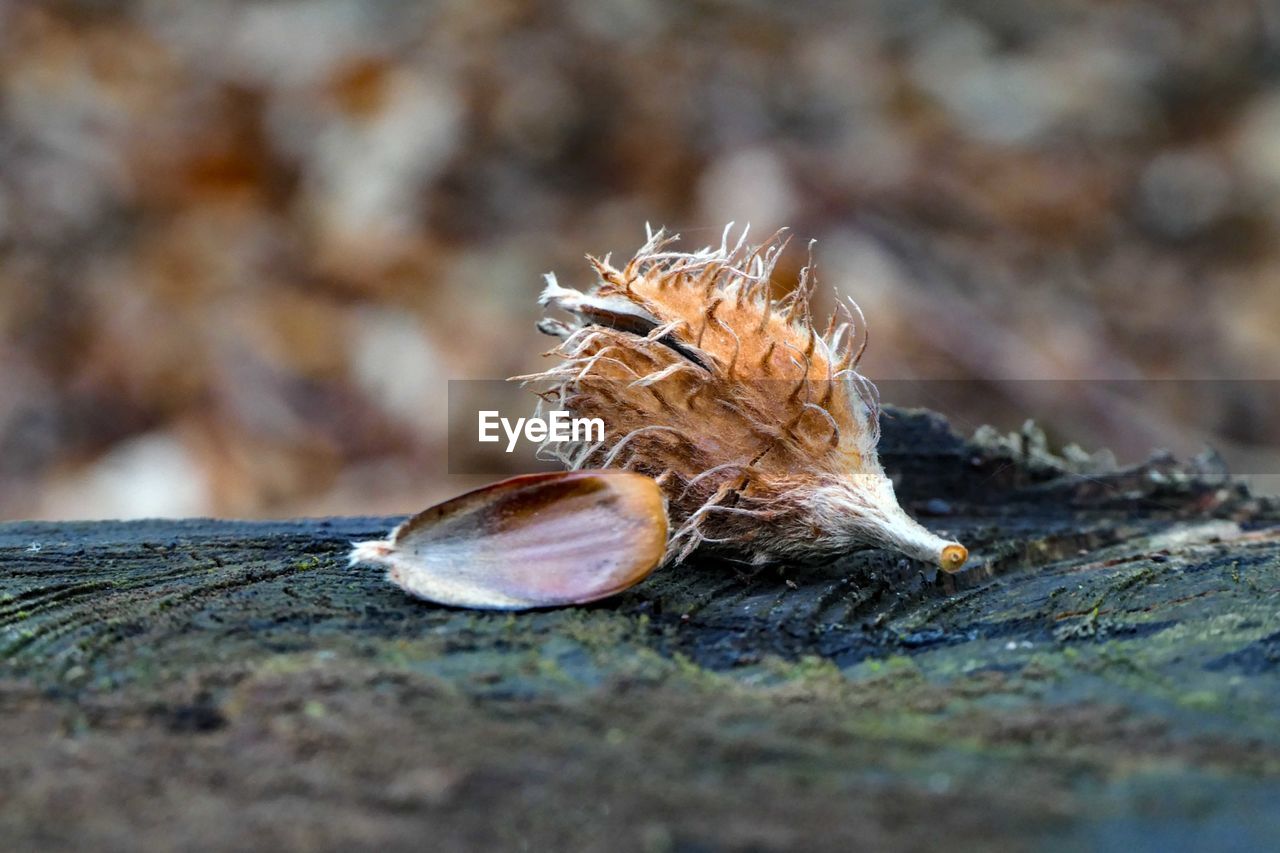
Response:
[3, 409, 1279, 851]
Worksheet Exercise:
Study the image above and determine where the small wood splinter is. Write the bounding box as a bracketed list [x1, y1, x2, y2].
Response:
[351, 225, 968, 610]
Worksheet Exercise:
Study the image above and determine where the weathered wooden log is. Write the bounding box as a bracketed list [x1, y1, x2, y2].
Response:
[2, 409, 1278, 851]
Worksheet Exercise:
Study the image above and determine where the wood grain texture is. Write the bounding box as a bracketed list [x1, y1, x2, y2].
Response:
[2, 409, 1278, 851]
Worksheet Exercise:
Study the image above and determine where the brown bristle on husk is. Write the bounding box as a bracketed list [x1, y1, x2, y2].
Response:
[519, 224, 968, 572]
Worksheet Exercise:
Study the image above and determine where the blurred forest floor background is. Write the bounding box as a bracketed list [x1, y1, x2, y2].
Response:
[1, 0, 1278, 521]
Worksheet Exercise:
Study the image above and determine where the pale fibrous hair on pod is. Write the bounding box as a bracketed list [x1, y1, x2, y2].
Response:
[516, 224, 967, 572]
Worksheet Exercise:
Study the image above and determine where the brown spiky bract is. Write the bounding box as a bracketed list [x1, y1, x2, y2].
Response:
[521, 225, 967, 572]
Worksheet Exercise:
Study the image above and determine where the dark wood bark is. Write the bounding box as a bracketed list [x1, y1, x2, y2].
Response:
[3, 409, 1279, 851]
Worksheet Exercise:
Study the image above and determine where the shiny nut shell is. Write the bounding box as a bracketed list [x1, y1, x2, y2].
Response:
[350, 470, 668, 610]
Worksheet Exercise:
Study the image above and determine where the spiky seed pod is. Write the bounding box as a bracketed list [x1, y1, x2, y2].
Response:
[522, 225, 968, 572]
